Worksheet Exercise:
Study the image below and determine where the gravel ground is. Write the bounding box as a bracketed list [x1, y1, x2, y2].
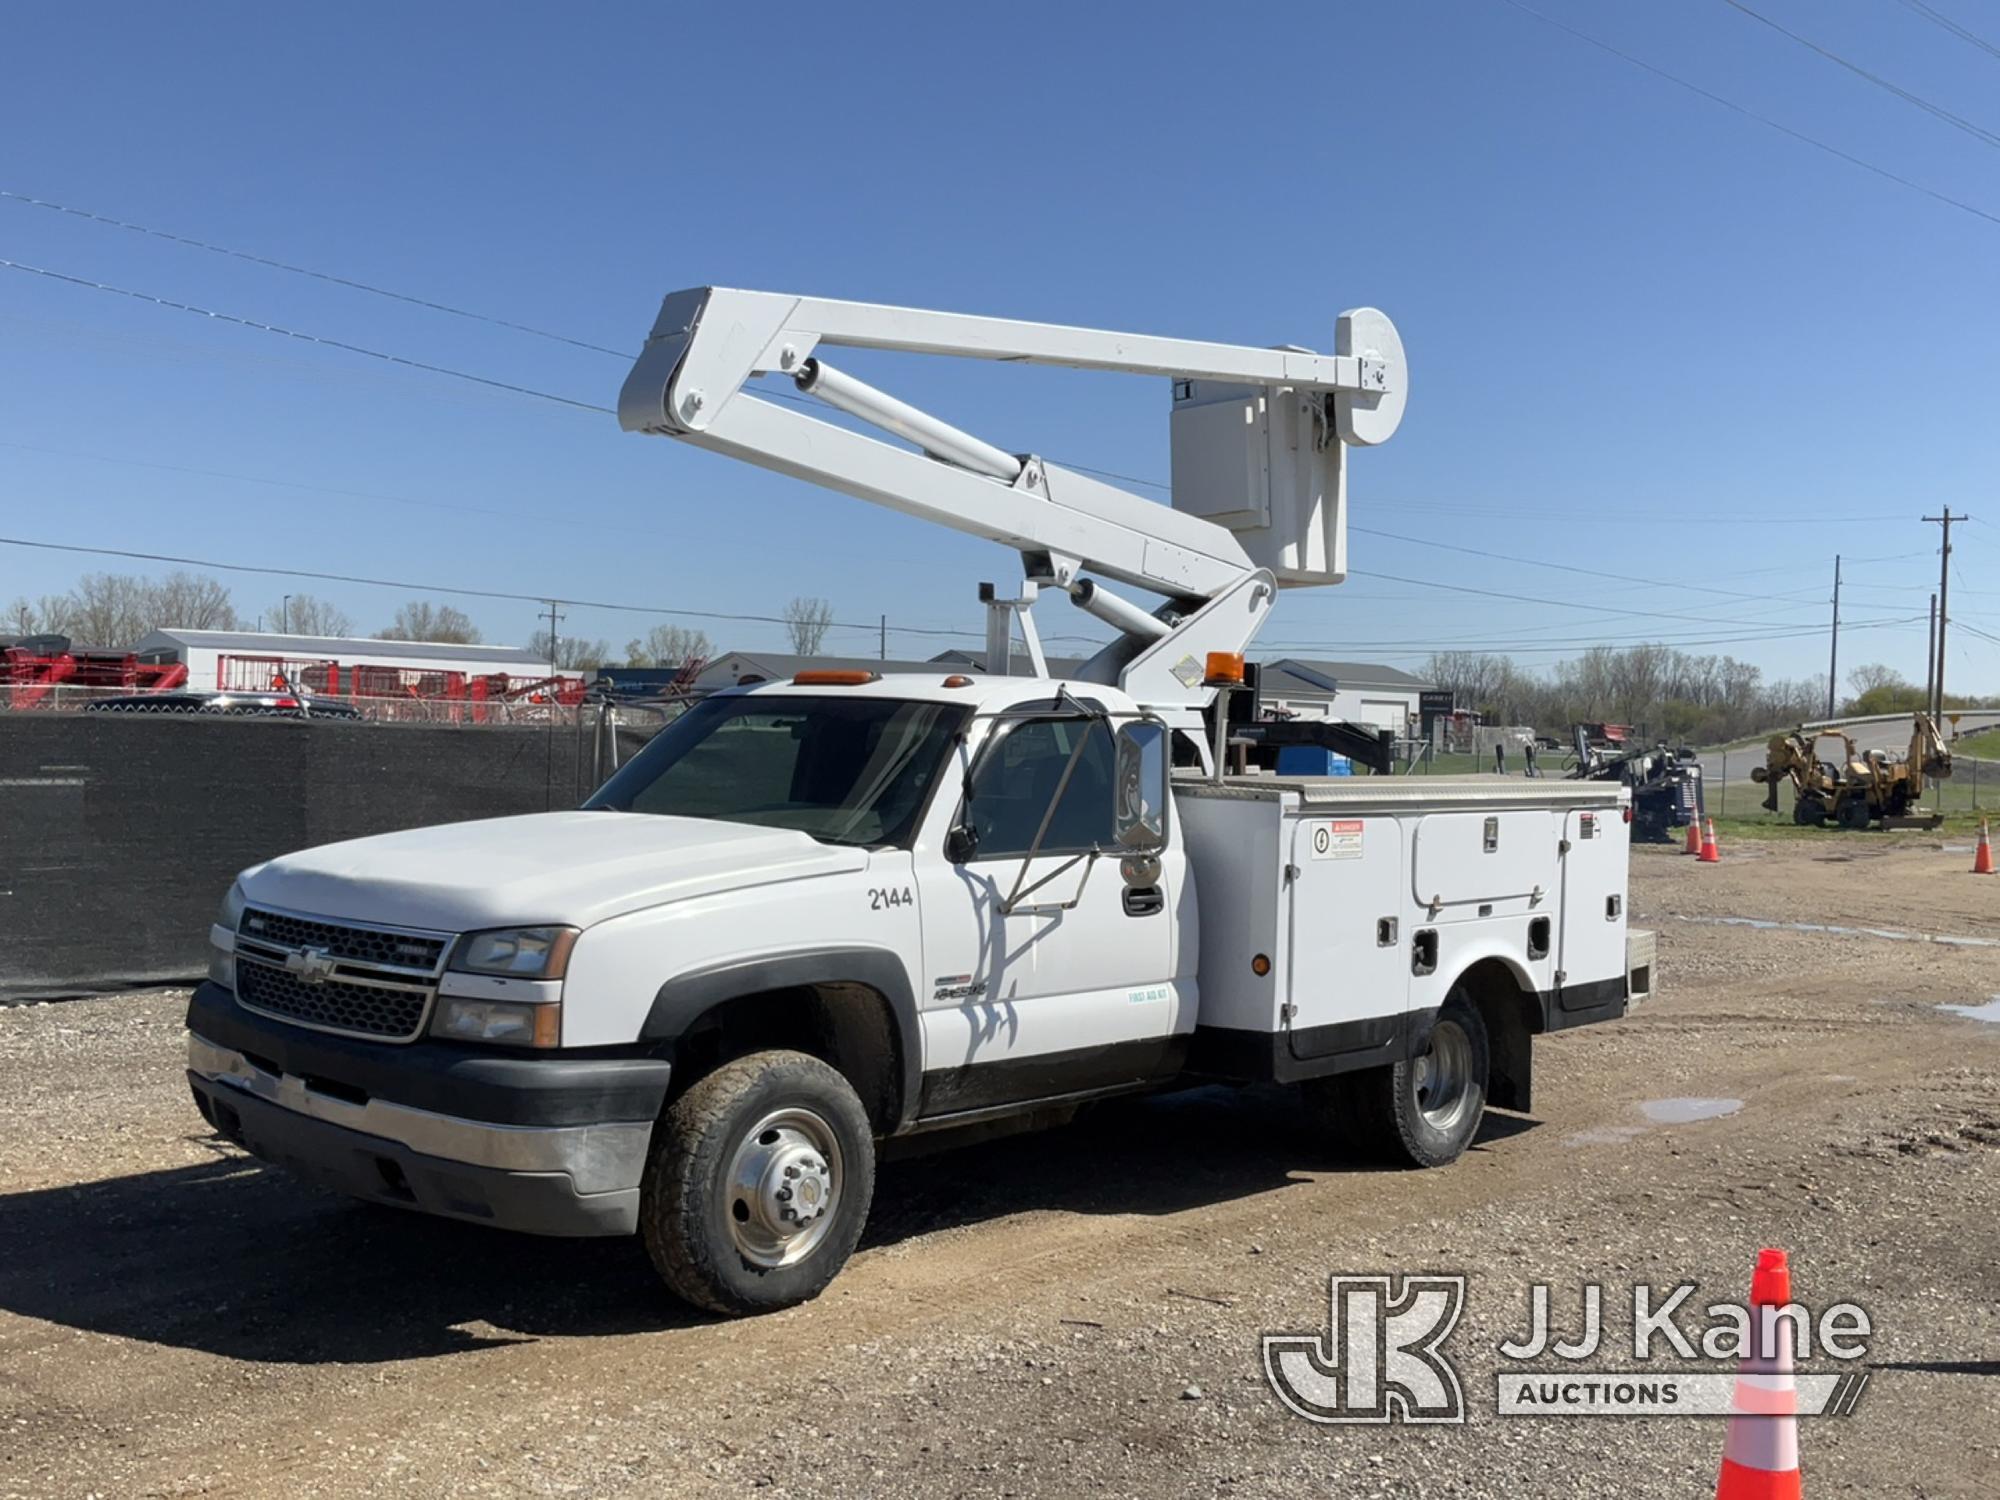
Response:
[1, 839, 1995, 1497]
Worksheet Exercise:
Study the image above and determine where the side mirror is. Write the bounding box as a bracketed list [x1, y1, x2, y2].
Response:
[1113, 720, 1169, 853]
[944, 825, 979, 865]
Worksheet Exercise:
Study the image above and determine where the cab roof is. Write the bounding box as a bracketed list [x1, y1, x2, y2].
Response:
[718, 671, 1139, 713]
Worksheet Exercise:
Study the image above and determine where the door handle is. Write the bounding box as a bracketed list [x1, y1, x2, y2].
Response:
[1123, 885, 1164, 917]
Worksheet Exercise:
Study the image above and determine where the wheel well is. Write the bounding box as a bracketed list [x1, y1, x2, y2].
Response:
[1451, 957, 1539, 1114]
[668, 983, 903, 1134]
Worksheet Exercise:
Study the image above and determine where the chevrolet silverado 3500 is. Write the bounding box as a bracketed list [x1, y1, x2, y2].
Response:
[186, 289, 1652, 1313]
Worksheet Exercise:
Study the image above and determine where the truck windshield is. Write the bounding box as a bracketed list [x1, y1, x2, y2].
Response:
[584, 694, 966, 848]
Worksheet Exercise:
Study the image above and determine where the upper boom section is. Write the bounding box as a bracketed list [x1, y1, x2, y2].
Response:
[619, 288, 1406, 600]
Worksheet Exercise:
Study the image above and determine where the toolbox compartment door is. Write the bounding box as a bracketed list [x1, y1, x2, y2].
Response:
[1410, 810, 1557, 915]
[1556, 807, 1629, 1009]
[1285, 815, 1409, 1063]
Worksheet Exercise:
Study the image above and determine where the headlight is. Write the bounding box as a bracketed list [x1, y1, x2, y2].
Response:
[218, 881, 247, 931]
[451, 926, 579, 979]
[432, 996, 561, 1048]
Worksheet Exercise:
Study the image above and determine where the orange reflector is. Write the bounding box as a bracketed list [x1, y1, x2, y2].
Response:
[1204, 651, 1246, 687]
[793, 670, 879, 686]
[941, 674, 974, 688]
[1250, 953, 1271, 976]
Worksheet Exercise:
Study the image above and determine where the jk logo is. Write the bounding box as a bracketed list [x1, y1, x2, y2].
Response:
[1263, 1275, 1467, 1424]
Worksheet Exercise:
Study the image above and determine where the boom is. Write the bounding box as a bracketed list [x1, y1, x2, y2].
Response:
[618, 288, 1407, 707]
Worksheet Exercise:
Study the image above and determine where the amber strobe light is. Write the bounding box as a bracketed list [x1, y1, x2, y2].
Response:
[793, 670, 879, 686]
[1203, 652, 1246, 687]
[1250, 953, 1272, 976]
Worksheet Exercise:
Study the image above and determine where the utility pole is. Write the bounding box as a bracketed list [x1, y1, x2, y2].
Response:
[543, 600, 565, 673]
[281, 595, 292, 633]
[1825, 555, 1841, 718]
[879, 614, 887, 662]
[1921, 509, 1965, 718]
[542, 600, 566, 812]
[1925, 593, 1937, 716]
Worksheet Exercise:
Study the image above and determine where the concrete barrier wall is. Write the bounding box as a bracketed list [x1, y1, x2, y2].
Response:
[0, 715, 656, 1000]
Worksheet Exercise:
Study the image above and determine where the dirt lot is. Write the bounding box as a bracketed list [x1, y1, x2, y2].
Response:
[2, 839, 1995, 1498]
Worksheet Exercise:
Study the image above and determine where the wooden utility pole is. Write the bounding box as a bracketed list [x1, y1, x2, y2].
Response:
[879, 614, 887, 661]
[1825, 554, 1841, 718]
[1921, 510, 1965, 718]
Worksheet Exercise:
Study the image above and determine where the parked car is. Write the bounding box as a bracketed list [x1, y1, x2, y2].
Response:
[82, 690, 364, 720]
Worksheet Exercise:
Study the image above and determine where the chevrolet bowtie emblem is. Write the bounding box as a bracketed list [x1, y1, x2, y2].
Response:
[284, 947, 338, 986]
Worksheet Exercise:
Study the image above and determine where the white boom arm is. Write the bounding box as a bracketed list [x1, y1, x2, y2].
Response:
[618, 287, 1406, 706]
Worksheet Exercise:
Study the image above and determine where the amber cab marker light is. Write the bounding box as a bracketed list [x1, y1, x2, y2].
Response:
[1250, 953, 1272, 976]
[794, 670, 879, 686]
[1203, 651, 1246, 688]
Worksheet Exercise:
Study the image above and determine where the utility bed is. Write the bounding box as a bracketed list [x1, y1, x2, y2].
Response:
[1175, 774, 1639, 1089]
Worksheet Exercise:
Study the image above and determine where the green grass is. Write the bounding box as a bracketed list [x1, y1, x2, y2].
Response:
[1698, 751, 1996, 839]
[1958, 725, 2000, 757]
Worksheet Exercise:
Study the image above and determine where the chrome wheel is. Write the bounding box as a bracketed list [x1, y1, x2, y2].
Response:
[724, 1107, 843, 1268]
[1413, 1020, 1475, 1133]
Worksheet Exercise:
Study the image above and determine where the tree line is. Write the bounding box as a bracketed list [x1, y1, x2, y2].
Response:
[1425, 645, 1996, 746]
[5, 572, 843, 670]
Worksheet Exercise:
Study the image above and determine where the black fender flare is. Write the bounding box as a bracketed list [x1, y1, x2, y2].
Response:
[640, 947, 924, 1133]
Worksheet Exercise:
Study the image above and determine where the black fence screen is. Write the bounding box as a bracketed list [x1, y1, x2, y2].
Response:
[1, 714, 659, 1000]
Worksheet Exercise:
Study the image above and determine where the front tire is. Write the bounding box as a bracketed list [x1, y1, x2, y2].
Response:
[640, 1049, 875, 1315]
[1308, 991, 1490, 1168]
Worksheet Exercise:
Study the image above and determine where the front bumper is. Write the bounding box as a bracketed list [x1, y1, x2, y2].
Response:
[185, 982, 671, 1237]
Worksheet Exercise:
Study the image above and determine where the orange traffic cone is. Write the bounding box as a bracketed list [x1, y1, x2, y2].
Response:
[1974, 820, 1995, 875]
[1715, 1248, 1803, 1500]
[1686, 815, 1704, 856]
[1699, 817, 1721, 863]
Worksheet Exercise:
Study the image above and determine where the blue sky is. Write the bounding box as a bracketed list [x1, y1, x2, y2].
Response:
[3, 1, 1996, 692]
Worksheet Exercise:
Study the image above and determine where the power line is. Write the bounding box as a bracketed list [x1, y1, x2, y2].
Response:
[1496, 0, 2000, 229]
[1344, 564, 1858, 629]
[1347, 523, 1818, 604]
[1893, 0, 2000, 65]
[1255, 615, 1924, 658]
[0, 532, 1023, 643]
[0, 257, 614, 414]
[1719, 0, 2000, 150]
[0, 189, 630, 358]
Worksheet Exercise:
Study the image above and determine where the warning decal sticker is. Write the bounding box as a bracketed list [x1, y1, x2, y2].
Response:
[1309, 819, 1365, 860]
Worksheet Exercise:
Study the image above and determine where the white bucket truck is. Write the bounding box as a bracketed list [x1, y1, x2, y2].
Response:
[187, 290, 1652, 1313]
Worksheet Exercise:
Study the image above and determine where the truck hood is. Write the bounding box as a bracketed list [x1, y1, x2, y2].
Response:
[237, 811, 867, 933]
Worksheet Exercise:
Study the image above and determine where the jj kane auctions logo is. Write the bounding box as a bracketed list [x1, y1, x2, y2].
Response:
[1264, 1275, 1873, 1423]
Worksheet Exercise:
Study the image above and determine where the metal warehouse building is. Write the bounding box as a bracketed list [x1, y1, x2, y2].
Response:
[1255, 658, 1434, 734]
[133, 629, 573, 697]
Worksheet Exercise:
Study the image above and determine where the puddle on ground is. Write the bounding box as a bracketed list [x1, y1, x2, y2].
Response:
[1639, 1097, 1744, 1125]
[1565, 1098, 1744, 1145]
[1938, 997, 2000, 1025]
[1667, 915, 2000, 948]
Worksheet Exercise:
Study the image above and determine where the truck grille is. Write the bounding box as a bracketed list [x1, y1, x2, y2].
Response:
[233, 907, 451, 1042]
[236, 961, 432, 1040]
[238, 908, 447, 971]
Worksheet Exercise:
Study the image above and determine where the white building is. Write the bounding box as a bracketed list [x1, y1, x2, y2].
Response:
[1255, 658, 1433, 734]
[134, 629, 575, 696]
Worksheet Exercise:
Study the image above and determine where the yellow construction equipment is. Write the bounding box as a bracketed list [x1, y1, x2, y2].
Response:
[1751, 713, 1953, 829]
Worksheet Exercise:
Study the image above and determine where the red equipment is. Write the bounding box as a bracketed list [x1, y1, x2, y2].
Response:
[0, 635, 188, 709]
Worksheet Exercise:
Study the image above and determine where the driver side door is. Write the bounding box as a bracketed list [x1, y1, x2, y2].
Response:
[913, 714, 1189, 1119]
